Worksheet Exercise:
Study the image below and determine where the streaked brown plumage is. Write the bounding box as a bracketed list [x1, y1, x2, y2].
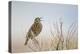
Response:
[24, 17, 42, 45]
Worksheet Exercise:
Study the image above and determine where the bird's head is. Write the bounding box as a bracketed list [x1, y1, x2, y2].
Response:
[34, 17, 42, 23]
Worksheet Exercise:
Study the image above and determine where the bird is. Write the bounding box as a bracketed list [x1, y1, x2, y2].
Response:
[24, 17, 42, 45]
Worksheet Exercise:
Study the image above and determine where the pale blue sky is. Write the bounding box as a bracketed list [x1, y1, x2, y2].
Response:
[12, 1, 78, 34]
[11, 1, 78, 52]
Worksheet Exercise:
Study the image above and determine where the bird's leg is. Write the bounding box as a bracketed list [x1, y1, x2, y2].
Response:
[31, 30, 41, 51]
[31, 30, 35, 39]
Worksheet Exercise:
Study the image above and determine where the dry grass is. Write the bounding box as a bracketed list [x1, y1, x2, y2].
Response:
[26, 19, 78, 51]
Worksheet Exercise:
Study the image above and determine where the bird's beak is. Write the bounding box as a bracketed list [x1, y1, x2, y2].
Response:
[40, 20, 43, 21]
[40, 17, 43, 21]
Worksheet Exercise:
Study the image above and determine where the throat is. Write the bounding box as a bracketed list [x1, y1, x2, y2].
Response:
[34, 22, 40, 24]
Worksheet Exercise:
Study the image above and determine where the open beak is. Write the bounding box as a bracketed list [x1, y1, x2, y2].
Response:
[40, 20, 43, 21]
[40, 17, 43, 21]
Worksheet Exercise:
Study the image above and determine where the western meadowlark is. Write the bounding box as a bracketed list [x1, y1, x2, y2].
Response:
[24, 17, 42, 45]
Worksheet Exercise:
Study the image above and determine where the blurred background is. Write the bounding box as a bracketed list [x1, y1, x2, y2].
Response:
[11, 1, 78, 53]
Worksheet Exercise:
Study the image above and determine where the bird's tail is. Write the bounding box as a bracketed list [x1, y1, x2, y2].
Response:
[24, 37, 29, 45]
